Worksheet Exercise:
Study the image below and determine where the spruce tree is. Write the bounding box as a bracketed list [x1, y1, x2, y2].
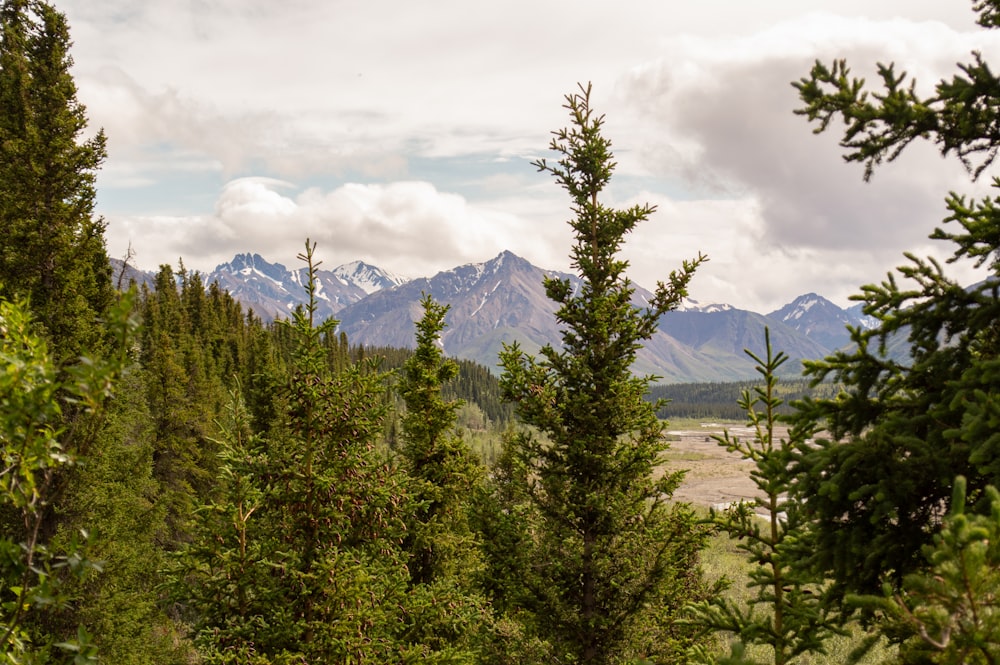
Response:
[231, 241, 409, 660]
[686, 332, 840, 665]
[0, 0, 112, 362]
[852, 476, 1000, 664]
[471, 425, 555, 664]
[790, 0, 1000, 598]
[398, 294, 484, 585]
[396, 293, 493, 657]
[498, 83, 710, 664]
[50, 366, 187, 664]
[139, 266, 221, 543]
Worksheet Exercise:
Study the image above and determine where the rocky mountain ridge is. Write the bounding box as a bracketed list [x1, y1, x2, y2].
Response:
[202, 253, 406, 322]
[117, 251, 877, 382]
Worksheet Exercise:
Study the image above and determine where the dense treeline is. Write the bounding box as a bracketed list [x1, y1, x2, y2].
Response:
[357, 344, 514, 428]
[648, 379, 840, 421]
[10, 244, 524, 661]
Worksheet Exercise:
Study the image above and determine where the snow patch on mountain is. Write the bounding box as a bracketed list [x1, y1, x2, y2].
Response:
[676, 297, 734, 313]
[789, 296, 819, 319]
[845, 303, 879, 330]
[332, 261, 407, 294]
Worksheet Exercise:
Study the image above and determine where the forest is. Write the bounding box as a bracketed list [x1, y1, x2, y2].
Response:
[2, 0, 1000, 663]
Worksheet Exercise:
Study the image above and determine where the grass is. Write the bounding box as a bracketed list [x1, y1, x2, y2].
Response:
[665, 417, 744, 431]
[663, 450, 718, 462]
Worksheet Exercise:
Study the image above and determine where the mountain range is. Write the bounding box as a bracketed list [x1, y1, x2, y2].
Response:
[115, 251, 878, 383]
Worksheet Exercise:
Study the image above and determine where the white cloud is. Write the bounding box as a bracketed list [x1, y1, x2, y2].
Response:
[107, 178, 572, 281]
[64, 1, 1000, 312]
[610, 13, 1000, 307]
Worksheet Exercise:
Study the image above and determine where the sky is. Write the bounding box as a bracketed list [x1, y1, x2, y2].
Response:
[55, 0, 1000, 313]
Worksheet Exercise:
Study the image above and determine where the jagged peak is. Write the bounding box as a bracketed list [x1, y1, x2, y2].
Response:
[767, 292, 842, 320]
[789, 292, 827, 308]
[215, 252, 288, 275]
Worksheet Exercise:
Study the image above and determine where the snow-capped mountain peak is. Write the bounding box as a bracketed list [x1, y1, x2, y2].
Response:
[764, 293, 859, 350]
[207, 252, 407, 322]
[117, 249, 923, 382]
[216, 253, 290, 284]
[332, 261, 407, 295]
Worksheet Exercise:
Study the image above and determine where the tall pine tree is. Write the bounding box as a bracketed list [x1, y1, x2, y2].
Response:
[0, 0, 112, 362]
[498, 83, 711, 664]
[398, 294, 484, 586]
[396, 294, 493, 657]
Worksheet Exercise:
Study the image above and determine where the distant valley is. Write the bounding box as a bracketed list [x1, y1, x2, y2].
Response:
[114, 251, 877, 383]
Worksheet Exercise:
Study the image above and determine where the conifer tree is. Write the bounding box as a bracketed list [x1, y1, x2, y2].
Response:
[0, 0, 112, 361]
[139, 266, 221, 542]
[396, 293, 493, 656]
[167, 384, 275, 664]
[0, 6, 174, 658]
[852, 476, 1000, 664]
[398, 294, 484, 585]
[472, 426, 534, 616]
[471, 425, 556, 664]
[498, 83, 710, 664]
[686, 332, 839, 665]
[790, 0, 1000, 598]
[50, 366, 186, 665]
[172, 242, 477, 663]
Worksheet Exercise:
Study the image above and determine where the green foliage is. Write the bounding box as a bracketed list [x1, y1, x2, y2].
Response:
[472, 426, 534, 616]
[372, 345, 514, 433]
[498, 83, 711, 664]
[138, 264, 271, 544]
[851, 476, 1000, 664]
[686, 331, 840, 665]
[0, 4, 187, 658]
[47, 366, 188, 664]
[171, 242, 488, 663]
[0, 0, 112, 362]
[470, 426, 563, 664]
[0, 294, 133, 662]
[396, 293, 493, 656]
[790, 0, 1000, 599]
[399, 294, 486, 584]
[445, 359, 514, 427]
[167, 385, 277, 663]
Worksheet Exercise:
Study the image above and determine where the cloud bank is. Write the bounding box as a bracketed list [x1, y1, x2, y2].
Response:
[55, 1, 997, 311]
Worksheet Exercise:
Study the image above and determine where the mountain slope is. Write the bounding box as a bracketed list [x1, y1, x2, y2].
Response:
[116, 250, 882, 383]
[335, 251, 570, 365]
[331, 261, 407, 294]
[655, 308, 830, 380]
[766, 292, 860, 350]
[335, 251, 833, 381]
